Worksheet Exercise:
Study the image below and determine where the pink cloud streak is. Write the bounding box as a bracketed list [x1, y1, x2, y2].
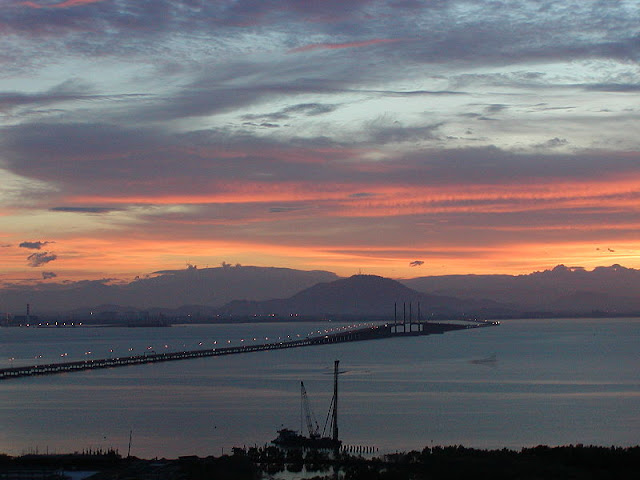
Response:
[19, 0, 105, 9]
[290, 38, 402, 53]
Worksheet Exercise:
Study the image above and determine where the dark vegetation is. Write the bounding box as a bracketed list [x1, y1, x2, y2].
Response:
[341, 445, 640, 480]
[2, 445, 638, 479]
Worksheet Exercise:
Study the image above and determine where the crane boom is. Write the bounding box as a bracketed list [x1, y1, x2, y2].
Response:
[300, 381, 320, 439]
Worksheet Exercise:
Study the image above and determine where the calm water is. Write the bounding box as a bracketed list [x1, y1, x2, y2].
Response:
[1, 318, 639, 458]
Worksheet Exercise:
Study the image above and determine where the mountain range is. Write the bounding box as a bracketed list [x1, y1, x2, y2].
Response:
[2, 263, 639, 319]
[402, 264, 640, 315]
[0, 265, 338, 315]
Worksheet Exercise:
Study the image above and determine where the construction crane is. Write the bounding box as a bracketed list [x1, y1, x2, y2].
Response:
[300, 381, 321, 439]
[273, 360, 342, 450]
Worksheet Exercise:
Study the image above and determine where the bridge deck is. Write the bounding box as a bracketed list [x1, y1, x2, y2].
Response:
[0, 321, 489, 380]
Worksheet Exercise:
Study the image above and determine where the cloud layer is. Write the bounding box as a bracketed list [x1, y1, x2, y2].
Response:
[1, 0, 639, 282]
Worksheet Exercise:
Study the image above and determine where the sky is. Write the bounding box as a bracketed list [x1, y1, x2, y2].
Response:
[1, 0, 639, 285]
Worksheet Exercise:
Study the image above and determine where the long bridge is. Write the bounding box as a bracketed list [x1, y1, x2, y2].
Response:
[0, 320, 496, 380]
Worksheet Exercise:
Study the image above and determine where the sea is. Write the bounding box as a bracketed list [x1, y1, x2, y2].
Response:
[1, 317, 639, 458]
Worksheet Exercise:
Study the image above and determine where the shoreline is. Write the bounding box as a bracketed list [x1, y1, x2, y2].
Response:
[2, 444, 639, 479]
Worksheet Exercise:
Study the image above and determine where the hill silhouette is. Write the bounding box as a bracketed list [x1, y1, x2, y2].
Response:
[0, 265, 338, 314]
[2, 263, 640, 319]
[402, 264, 640, 315]
[220, 274, 507, 317]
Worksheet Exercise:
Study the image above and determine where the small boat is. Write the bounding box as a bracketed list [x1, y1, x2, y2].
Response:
[272, 428, 341, 449]
[470, 353, 497, 365]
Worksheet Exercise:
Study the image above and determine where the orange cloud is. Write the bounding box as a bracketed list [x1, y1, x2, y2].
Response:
[5, 211, 638, 283]
[9, 171, 640, 281]
[65, 173, 640, 221]
[290, 38, 402, 53]
[17, 235, 358, 281]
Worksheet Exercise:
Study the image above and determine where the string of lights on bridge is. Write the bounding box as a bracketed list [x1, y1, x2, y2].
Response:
[5, 323, 375, 368]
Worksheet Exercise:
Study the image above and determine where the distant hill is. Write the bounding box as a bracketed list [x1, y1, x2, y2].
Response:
[0, 265, 339, 314]
[401, 264, 640, 315]
[3, 263, 639, 319]
[220, 274, 510, 317]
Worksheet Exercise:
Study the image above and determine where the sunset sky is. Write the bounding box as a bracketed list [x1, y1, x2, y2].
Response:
[1, 0, 639, 284]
